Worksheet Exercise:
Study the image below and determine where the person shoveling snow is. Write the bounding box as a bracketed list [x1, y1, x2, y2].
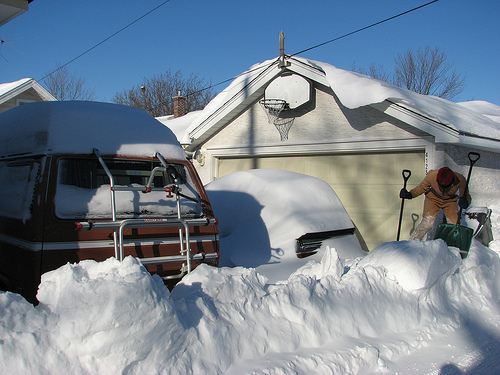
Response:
[400, 167, 471, 240]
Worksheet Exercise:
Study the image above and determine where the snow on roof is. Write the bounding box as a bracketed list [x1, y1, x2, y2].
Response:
[0, 78, 56, 104]
[180, 58, 282, 146]
[156, 110, 202, 142]
[0, 101, 187, 160]
[458, 100, 500, 124]
[0, 78, 31, 96]
[312, 58, 500, 140]
[181, 56, 500, 151]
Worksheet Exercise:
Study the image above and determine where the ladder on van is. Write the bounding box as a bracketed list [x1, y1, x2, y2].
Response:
[74, 148, 218, 278]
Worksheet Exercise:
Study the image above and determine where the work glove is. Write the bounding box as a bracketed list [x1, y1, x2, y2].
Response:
[399, 188, 412, 199]
[458, 197, 469, 209]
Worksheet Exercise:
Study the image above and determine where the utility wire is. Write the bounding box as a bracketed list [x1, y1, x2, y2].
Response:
[151, 0, 440, 110]
[39, 0, 171, 82]
[147, 59, 280, 112]
[38, 0, 439, 111]
[290, 0, 439, 56]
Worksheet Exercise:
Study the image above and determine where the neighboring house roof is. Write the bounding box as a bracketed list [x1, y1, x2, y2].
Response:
[0, 77, 56, 104]
[182, 56, 500, 153]
[0, 0, 32, 27]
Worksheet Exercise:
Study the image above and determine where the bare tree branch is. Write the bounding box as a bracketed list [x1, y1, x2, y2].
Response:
[112, 70, 215, 117]
[42, 64, 95, 101]
[353, 46, 465, 101]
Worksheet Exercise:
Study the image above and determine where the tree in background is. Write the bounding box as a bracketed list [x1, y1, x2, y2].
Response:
[112, 70, 216, 117]
[353, 46, 465, 101]
[43, 64, 96, 101]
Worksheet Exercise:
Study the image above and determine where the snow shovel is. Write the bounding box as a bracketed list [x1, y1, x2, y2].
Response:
[434, 152, 481, 258]
[397, 169, 411, 241]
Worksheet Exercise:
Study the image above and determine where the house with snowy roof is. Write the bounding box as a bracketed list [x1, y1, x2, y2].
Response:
[0, 78, 56, 113]
[160, 54, 500, 251]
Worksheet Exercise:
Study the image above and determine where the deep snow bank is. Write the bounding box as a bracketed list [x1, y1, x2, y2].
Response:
[206, 169, 365, 282]
[2, 240, 500, 374]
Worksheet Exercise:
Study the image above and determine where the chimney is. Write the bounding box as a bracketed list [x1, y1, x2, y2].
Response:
[172, 89, 187, 118]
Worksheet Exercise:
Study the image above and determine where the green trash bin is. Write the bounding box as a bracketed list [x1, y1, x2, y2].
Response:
[434, 223, 474, 259]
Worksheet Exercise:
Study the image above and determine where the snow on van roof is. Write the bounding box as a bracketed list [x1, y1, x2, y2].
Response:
[0, 101, 187, 160]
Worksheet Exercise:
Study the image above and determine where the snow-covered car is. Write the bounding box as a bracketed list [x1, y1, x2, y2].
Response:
[205, 169, 365, 282]
[0, 101, 219, 304]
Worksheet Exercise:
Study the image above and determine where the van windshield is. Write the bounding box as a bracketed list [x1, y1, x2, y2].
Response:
[55, 158, 202, 219]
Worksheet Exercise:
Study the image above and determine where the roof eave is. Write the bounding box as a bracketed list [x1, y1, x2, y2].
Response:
[0, 78, 57, 105]
[371, 100, 500, 152]
[371, 100, 460, 143]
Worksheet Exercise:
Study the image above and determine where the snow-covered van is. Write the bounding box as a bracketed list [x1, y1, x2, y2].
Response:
[0, 101, 219, 303]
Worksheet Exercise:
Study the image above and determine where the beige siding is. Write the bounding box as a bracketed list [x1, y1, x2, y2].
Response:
[0, 88, 45, 113]
[218, 151, 426, 251]
[203, 87, 427, 150]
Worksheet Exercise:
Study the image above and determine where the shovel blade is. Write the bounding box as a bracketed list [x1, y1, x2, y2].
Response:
[434, 223, 474, 258]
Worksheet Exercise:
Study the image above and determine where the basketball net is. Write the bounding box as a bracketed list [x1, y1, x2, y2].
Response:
[259, 99, 295, 141]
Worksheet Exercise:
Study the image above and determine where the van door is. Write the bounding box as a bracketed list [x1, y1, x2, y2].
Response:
[0, 156, 47, 303]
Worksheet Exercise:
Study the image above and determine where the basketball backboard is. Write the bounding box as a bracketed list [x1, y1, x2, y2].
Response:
[264, 74, 311, 109]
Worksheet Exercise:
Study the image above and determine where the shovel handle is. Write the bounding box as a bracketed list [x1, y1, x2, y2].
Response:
[468, 152, 480, 165]
[458, 152, 481, 224]
[465, 152, 480, 185]
[397, 169, 412, 241]
[402, 169, 411, 186]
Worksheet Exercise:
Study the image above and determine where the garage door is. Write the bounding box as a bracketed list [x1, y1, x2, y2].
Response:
[218, 151, 426, 251]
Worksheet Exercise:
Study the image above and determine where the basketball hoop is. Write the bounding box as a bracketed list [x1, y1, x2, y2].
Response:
[259, 99, 287, 122]
[273, 116, 295, 141]
[259, 99, 295, 141]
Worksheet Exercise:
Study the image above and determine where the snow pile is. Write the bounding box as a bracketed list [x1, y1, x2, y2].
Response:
[359, 240, 462, 292]
[205, 169, 365, 282]
[2, 240, 500, 374]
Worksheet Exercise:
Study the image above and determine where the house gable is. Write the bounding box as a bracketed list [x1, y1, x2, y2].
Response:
[183, 56, 500, 153]
[203, 84, 428, 150]
[0, 78, 56, 113]
[184, 57, 329, 151]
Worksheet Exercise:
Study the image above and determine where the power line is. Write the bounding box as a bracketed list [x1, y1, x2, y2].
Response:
[290, 0, 439, 56]
[39, 0, 439, 113]
[146, 59, 281, 112]
[39, 0, 172, 82]
[150, 0, 440, 111]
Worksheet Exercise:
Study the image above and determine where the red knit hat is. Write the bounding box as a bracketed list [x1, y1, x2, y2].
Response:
[437, 167, 454, 186]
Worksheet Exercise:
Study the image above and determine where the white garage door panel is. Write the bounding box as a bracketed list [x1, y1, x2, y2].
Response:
[218, 151, 425, 251]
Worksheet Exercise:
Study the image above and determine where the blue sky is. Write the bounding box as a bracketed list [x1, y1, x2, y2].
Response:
[1, 0, 499, 105]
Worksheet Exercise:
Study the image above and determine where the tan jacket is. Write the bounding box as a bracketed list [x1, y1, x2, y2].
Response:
[409, 169, 471, 204]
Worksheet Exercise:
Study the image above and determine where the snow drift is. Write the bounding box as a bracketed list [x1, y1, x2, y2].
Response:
[1, 239, 500, 374]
